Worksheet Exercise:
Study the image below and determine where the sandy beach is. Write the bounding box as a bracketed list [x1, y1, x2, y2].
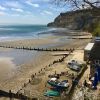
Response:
[0, 31, 92, 99]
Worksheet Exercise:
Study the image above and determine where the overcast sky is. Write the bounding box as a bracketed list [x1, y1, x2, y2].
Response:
[0, 0, 68, 25]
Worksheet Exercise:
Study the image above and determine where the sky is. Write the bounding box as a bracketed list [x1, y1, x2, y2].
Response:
[0, 0, 68, 25]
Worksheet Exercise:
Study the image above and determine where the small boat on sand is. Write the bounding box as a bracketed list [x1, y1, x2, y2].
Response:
[67, 60, 82, 71]
[47, 78, 69, 90]
[44, 90, 60, 97]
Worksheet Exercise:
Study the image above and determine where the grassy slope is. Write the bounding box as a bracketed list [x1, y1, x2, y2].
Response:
[92, 21, 100, 36]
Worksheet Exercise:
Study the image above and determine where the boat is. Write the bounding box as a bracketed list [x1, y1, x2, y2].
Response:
[44, 90, 60, 97]
[47, 79, 69, 90]
[67, 60, 82, 71]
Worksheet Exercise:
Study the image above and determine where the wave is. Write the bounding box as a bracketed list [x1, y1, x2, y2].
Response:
[37, 27, 57, 35]
[0, 28, 15, 31]
[0, 36, 23, 42]
[0, 25, 58, 41]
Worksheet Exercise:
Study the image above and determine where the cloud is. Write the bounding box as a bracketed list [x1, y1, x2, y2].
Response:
[0, 5, 6, 10]
[0, 11, 6, 16]
[32, 4, 39, 7]
[5, 1, 22, 8]
[25, 11, 32, 15]
[11, 8, 24, 12]
[26, 1, 39, 7]
[11, 14, 20, 16]
[49, 6, 67, 12]
[27, 0, 49, 3]
[43, 10, 53, 15]
[43, 0, 49, 2]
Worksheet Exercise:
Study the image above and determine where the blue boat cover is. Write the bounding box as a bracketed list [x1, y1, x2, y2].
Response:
[97, 66, 100, 81]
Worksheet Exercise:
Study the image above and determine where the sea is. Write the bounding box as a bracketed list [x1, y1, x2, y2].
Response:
[0, 24, 55, 41]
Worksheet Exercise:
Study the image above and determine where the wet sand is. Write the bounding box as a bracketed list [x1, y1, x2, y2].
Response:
[0, 57, 16, 81]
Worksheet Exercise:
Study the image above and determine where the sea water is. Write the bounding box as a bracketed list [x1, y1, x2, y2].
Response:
[0, 24, 55, 41]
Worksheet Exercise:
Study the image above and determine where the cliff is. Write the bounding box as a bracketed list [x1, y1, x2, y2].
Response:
[47, 9, 100, 30]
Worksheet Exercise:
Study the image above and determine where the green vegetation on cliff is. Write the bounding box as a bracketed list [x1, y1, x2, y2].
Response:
[92, 22, 100, 36]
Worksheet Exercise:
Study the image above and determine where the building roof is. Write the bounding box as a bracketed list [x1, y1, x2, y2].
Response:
[84, 43, 94, 51]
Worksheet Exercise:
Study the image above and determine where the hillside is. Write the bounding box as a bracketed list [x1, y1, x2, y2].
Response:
[47, 8, 100, 36]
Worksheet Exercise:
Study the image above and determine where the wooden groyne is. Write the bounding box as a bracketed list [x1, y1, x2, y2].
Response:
[0, 45, 74, 52]
[68, 37, 92, 39]
[0, 90, 37, 100]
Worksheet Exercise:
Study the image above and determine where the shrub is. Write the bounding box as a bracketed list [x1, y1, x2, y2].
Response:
[92, 22, 100, 36]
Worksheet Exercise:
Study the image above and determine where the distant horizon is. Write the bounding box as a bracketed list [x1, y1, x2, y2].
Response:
[0, 23, 47, 26]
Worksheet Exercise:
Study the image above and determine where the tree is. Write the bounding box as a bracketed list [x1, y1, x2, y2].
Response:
[53, 0, 100, 10]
